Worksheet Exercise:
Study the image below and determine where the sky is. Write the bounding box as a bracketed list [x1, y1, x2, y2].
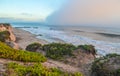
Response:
[0, 0, 65, 22]
[0, 0, 120, 27]
[47, 0, 120, 27]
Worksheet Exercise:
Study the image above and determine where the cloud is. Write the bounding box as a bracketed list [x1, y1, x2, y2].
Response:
[46, 0, 120, 26]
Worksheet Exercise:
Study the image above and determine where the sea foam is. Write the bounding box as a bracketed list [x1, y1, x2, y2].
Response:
[20, 26, 120, 56]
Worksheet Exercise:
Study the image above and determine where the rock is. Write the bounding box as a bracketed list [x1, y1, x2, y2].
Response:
[0, 23, 16, 41]
[0, 23, 19, 49]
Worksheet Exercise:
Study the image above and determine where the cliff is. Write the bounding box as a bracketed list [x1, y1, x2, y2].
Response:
[0, 23, 19, 49]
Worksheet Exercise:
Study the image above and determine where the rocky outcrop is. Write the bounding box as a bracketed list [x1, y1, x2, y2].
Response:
[0, 23, 19, 49]
[0, 23, 16, 41]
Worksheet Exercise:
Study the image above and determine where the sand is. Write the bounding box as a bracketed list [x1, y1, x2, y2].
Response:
[13, 27, 120, 55]
[13, 28, 48, 50]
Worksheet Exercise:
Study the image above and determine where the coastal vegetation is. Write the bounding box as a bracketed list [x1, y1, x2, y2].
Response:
[91, 53, 120, 76]
[0, 31, 10, 42]
[0, 41, 46, 62]
[26, 42, 42, 52]
[43, 43, 77, 60]
[77, 45, 96, 56]
[0, 41, 83, 76]
[5, 62, 83, 76]
[26, 43, 97, 60]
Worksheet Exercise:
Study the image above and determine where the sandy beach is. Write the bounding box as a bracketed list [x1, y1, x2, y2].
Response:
[13, 28, 48, 50]
[13, 26, 120, 55]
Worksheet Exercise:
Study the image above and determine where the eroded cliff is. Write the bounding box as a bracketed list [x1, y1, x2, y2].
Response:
[0, 23, 19, 49]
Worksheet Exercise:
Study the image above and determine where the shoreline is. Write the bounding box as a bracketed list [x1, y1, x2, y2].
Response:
[63, 28, 120, 43]
[13, 27, 120, 55]
[13, 28, 48, 50]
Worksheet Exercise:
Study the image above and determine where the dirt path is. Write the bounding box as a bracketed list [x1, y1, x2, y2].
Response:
[42, 59, 81, 73]
[0, 58, 81, 74]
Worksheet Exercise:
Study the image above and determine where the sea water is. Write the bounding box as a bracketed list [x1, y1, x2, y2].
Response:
[12, 23, 120, 55]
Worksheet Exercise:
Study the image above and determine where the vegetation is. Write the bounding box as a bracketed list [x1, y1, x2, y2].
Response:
[0, 23, 11, 26]
[43, 43, 77, 60]
[0, 41, 46, 62]
[78, 45, 96, 55]
[26, 43, 97, 60]
[5, 62, 83, 76]
[26, 42, 42, 52]
[0, 31, 10, 42]
[91, 53, 120, 76]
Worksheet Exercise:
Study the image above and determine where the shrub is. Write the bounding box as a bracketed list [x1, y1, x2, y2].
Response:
[0, 41, 46, 62]
[6, 62, 83, 76]
[0, 31, 10, 42]
[78, 45, 96, 55]
[43, 43, 77, 60]
[91, 53, 120, 76]
[26, 42, 42, 52]
[106, 53, 120, 58]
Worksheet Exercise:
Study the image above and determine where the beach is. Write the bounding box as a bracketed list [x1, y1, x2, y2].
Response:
[13, 28, 48, 50]
[12, 23, 120, 55]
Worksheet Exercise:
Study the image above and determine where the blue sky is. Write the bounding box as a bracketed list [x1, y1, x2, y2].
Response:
[0, 0, 66, 22]
[0, 0, 120, 27]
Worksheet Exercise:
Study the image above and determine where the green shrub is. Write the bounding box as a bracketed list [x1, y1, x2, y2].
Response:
[0, 31, 10, 42]
[106, 53, 120, 58]
[91, 53, 120, 76]
[78, 45, 96, 55]
[0, 41, 46, 62]
[26, 42, 42, 52]
[6, 62, 83, 76]
[43, 43, 77, 60]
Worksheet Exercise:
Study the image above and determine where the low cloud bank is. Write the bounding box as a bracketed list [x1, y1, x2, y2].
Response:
[46, 0, 120, 27]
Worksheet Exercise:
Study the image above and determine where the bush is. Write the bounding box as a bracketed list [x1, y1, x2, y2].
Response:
[43, 43, 77, 60]
[106, 53, 120, 58]
[0, 31, 10, 42]
[6, 62, 83, 76]
[78, 45, 96, 55]
[26, 42, 42, 52]
[91, 53, 120, 76]
[0, 41, 46, 62]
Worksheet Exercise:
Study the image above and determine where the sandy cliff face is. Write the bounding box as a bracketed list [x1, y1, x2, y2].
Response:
[0, 23, 19, 49]
[0, 23, 16, 41]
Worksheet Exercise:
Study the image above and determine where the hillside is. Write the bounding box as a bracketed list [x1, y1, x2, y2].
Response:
[0, 41, 83, 76]
[0, 23, 120, 76]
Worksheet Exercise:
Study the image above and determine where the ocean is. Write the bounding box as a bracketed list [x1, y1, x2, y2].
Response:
[11, 23, 120, 56]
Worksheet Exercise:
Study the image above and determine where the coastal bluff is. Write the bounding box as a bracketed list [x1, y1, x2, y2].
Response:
[0, 23, 19, 49]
